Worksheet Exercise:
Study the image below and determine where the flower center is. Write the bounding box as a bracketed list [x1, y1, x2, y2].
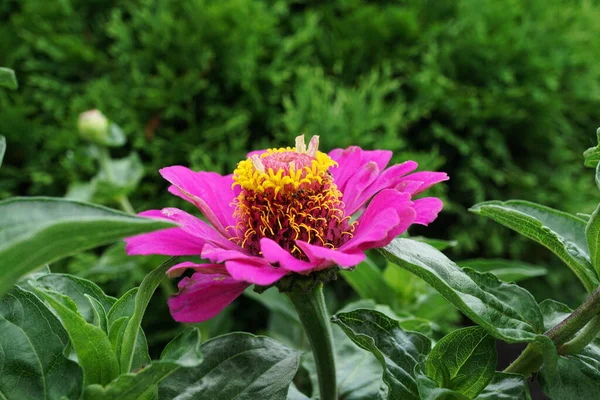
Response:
[232, 135, 356, 258]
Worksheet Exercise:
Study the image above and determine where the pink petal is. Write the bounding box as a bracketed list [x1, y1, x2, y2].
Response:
[413, 197, 444, 225]
[260, 238, 317, 273]
[295, 241, 365, 269]
[158, 208, 238, 250]
[124, 210, 205, 256]
[329, 147, 393, 192]
[160, 166, 237, 237]
[342, 190, 416, 252]
[166, 261, 228, 278]
[168, 273, 248, 323]
[396, 171, 449, 195]
[201, 243, 258, 264]
[225, 259, 288, 286]
[247, 149, 267, 158]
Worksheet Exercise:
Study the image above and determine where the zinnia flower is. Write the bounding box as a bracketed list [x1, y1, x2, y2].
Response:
[125, 135, 448, 322]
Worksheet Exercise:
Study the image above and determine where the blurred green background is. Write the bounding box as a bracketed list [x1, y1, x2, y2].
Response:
[1, 0, 600, 357]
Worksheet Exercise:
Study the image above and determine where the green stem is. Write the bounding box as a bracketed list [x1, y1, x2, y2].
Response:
[117, 195, 136, 214]
[560, 315, 600, 355]
[287, 283, 337, 400]
[505, 285, 600, 376]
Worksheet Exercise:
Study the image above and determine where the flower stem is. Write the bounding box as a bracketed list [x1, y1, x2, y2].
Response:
[287, 283, 337, 400]
[505, 285, 600, 376]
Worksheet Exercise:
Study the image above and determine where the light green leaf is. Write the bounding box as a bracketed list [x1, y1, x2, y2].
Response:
[107, 288, 151, 372]
[476, 373, 531, 399]
[0, 197, 173, 297]
[0, 67, 18, 89]
[411, 236, 458, 251]
[87, 294, 109, 333]
[0, 135, 5, 167]
[426, 327, 496, 398]
[415, 368, 469, 400]
[84, 328, 202, 400]
[34, 289, 120, 386]
[470, 200, 598, 292]
[119, 257, 177, 373]
[332, 309, 431, 400]
[586, 202, 600, 278]
[159, 333, 301, 400]
[0, 286, 82, 399]
[583, 128, 600, 168]
[340, 258, 399, 308]
[31, 273, 116, 323]
[458, 259, 547, 282]
[104, 123, 127, 147]
[380, 238, 543, 343]
[287, 383, 310, 400]
[95, 152, 144, 202]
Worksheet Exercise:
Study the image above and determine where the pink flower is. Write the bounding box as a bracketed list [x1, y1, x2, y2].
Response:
[125, 135, 448, 322]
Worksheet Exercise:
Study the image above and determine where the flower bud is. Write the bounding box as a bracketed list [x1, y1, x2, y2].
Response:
[78, 109, 110, 144]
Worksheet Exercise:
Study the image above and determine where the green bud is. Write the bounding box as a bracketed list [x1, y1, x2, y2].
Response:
[78, 109, 110, 144]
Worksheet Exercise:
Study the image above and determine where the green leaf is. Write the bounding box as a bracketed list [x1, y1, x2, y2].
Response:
[34, 289, 120, 386]
[104, 123, 127, 147]
[415, 368, 469, 400]
[583, 128, 600, 168]
[470, 200, 598, 292]
[426, 327, 496, 398]
[332, 309, 431, 400]
[84, 328, 203, 400]
[119, 257, 177, 373]
[87, 294, 110, 333]
[340, 258, 399, 308]
[538, 300, 600, 399]
[0, 286, 82, 399]
[303, 323, 387, 400]
[476, 373, 531, 400]
[31, 273, 116, 323]
[381, 238, 543, 343]
[287, 384, 310, 400]
[411, 236, 458, 251]
[159, 333, 301, 400]
[0, 135, 5, 167]
[586, 202, 600, 278]
[107, 288, 151, 372]
[95, 152, 144, 202]
[0, 67, 18, 89]
[458, 259, 547, 282]
[0, 197, 173, 297]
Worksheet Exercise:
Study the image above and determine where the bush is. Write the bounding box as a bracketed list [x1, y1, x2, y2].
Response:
[1, 0, 599, 258]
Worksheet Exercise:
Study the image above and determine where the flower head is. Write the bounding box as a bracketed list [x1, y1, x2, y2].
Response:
[78, 109, 109, 144]
[125, 135, 448, 322]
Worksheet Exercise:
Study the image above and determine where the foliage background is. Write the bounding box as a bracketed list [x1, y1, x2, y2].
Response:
[1, 0, 600, 364]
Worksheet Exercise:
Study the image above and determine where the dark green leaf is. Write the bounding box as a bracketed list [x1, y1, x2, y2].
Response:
[583, 128, 600, 168]
[470, 200, 598, 292]
[0, 67, 18, 89]
[412, 236, 458, 251]
[160, 333, 301, 400]
[303, 323, 387, 400]
[0, 286, 82, 399]
[381, 238, 542, 343]
[586, 202, 600, 278]
[426, 327, 496, 398]
[458, 259, 547, 282]
[119, 257, 177, 373]
[0, 197, 173, 297]
[476, 373, 531, 400]
[340, 258, 399, 308]
[35, 289, 120, 386]
[84, 328, 202, 400]
[332, 309, 431, 400]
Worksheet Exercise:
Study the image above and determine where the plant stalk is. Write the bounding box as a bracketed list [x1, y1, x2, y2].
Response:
[287, 283, 337, 400]
[505, 285, 600, 376]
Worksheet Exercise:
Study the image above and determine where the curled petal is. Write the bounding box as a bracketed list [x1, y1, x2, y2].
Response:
[329, 147, 393, 192]
[166, 261, 228, 278]
[168, 273, 249, 323]
[396, 171, 449, 196]
[295, 241, 365, 269]
[260, 238, 316, 273]
[160, 166, 237, 237]
[412, 197, 444, 225]
[342, 190, 416, 252]
[225, 258, 288, 286]
[125, 210, 205, 256]
[201, 243, 256, 264]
